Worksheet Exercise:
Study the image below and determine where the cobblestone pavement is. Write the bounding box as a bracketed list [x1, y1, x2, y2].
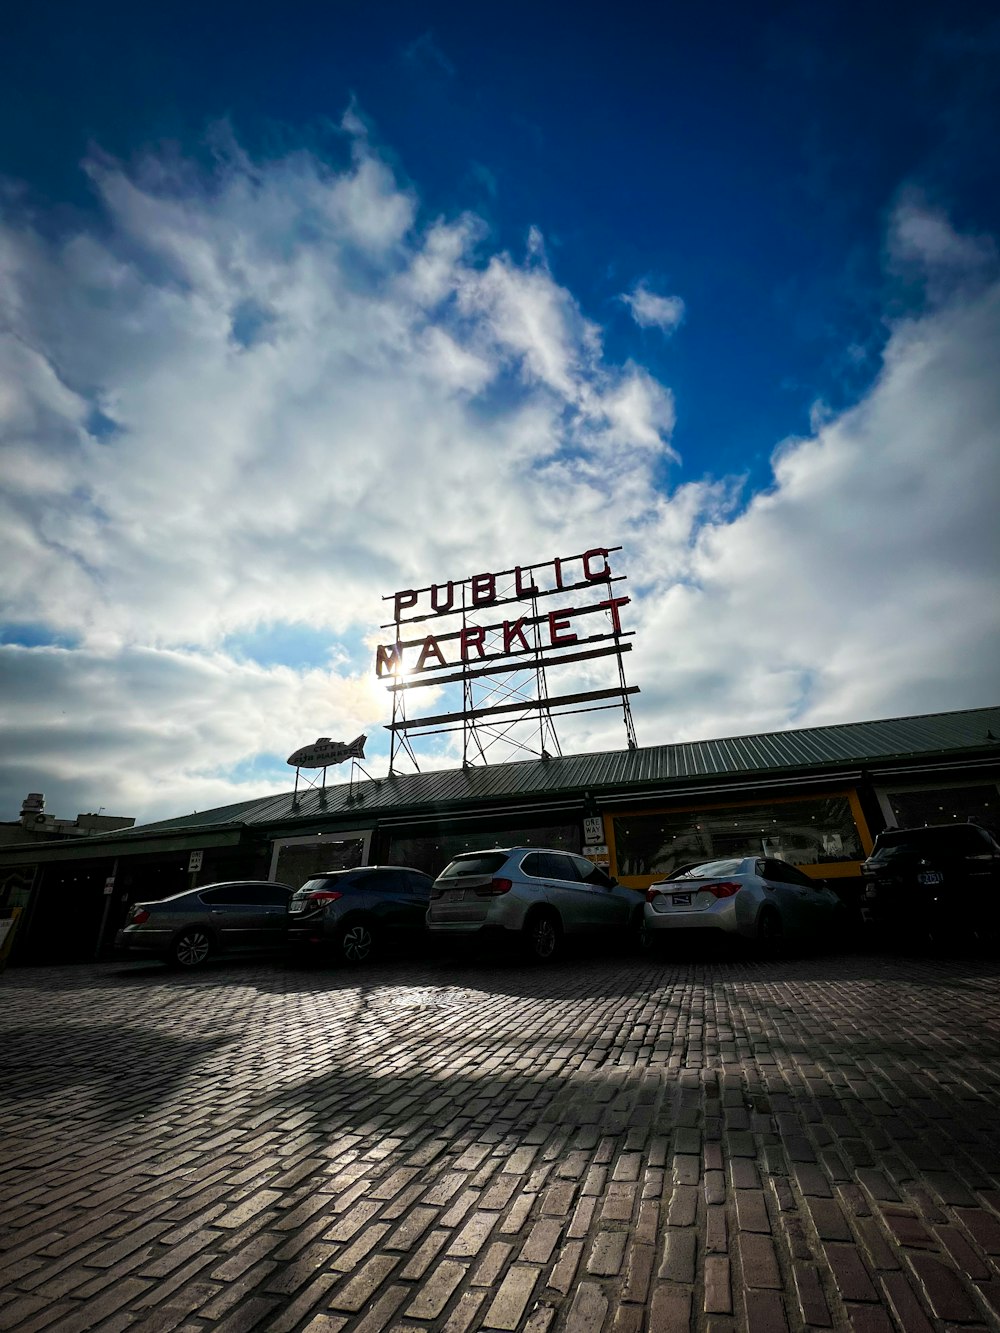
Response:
[3, 948, 1000, 1333]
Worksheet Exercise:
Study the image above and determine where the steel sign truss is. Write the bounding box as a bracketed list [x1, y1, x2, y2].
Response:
[379, 547, 639, 774]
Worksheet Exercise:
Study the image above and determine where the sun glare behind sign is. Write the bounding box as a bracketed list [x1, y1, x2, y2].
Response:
[376, 546, 639, 773]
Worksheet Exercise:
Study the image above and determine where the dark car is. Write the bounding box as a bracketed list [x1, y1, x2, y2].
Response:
[286, 865, 434, 963]
[861, 823, 1000, 946]
[116, 880, 293, 968]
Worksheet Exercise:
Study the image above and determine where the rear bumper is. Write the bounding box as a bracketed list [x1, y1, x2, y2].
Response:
[114, 929, 172, 954]
[643, 898, 748, 937]
[286, 927, 328, 945]
[426, 922, 513, 941]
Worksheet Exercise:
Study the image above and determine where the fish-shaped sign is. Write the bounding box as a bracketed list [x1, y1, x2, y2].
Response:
[286, 735, 367, 768]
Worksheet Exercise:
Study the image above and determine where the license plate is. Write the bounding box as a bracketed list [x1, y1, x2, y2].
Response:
[671, 893, 692, 906]
[917, 871, 942, 886]
[290, 900, 307, 914]
[445, 889, 466, 902]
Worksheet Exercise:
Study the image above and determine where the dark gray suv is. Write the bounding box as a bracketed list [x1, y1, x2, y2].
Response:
[862, 823, 1000, 946]
[286, 865, 434, 964]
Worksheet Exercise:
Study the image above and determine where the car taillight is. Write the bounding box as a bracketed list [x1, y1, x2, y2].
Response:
[307, 890, 342, 905]
[130, 907, 150, 925]
[705, 881, 741, 898]
[645, 886, 665, 903]
[489, 878, 513, 895]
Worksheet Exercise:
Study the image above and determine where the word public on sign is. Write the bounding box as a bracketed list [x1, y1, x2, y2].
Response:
[376, 547, 631, 681]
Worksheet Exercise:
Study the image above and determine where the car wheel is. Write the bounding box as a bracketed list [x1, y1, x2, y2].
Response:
[639, 921, 662, 955]
[338, 921, 376, 964]
[522, 911, 560, 963]
[170, 927, 213, 969]
[756, 910, 783, 954]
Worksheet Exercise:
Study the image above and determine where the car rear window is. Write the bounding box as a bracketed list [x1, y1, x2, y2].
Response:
[875, 827, 989, 855]
[667, 858, 744, 880]
[439, 853, 508, 879]
[296, 873, 359, 895]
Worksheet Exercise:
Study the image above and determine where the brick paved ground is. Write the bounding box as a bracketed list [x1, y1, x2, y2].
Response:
[2, 946, 1000, 1333]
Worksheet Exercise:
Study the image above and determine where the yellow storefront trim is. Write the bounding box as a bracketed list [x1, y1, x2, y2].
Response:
[603, 788, 874, 891]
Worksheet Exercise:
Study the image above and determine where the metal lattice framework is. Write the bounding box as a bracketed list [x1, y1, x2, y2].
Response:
[378, 547, 639, 775]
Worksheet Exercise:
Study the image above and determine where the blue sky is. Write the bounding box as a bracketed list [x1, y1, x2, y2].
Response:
[1, 1, 998, 822]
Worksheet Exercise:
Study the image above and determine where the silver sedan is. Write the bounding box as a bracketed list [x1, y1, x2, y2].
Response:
[642, 856, 847, 951]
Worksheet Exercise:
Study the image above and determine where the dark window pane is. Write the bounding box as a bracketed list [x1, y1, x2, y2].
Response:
[572, 855, 614, 886]
[886, 785, 999, 840]
[541, 853, 579, 881]
[876, 826, 991, 855]
[358, 870, 399, 891]
[273, 839, 365, 890]
[260, 885, 291, 905]
[388, 823, 581, 877]
[201, 884, 266, 905]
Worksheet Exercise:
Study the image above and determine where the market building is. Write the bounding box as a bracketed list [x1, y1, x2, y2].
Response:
[1, 703, 997, 964]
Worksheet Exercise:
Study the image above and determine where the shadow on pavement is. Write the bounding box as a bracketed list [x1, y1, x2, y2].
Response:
[0, 1022, 234, 1121]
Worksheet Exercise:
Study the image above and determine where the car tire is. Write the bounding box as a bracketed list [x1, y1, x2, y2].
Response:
[756, 909, 783, 954]
[169, 927, 213, 969]
[522, 911, 560, 963]
[337, 920, 377, 965]
[639, 921, 663, 956]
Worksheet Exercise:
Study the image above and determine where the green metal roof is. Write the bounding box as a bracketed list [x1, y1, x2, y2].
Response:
[7, 705, 995, 863]
[141, 703, 1000, 835]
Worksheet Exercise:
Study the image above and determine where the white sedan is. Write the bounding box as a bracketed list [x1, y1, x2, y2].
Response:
[642, 856, 847, 951]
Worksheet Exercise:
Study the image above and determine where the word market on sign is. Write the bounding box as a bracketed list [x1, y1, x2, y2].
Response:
[375, 548, 630, 679]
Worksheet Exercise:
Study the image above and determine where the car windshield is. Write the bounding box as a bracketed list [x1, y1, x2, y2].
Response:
[439, 852, 508, 878]
[666, 858, 745, 880]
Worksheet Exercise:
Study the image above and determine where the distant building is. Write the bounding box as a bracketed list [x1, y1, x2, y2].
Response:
[0, 792, 135, 847]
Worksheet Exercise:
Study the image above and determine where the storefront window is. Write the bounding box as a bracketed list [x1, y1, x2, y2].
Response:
[885, 784, 998, 838]
[613, 795, 862, 877]
[273, 838, 365, 888]
[387, 823, 580, 877]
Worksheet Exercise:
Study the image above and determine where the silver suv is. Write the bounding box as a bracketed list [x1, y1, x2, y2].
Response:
[427, 847, 642, 961]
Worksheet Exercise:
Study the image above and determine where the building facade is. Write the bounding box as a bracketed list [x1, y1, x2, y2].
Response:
[2, 705, 997, 963]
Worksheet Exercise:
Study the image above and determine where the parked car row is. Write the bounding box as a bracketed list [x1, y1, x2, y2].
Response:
[116, 823, 1000, 969]
[114, 839, 876, 969]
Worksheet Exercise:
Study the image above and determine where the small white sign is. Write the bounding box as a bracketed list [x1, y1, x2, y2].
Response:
[187, 850, 203, 873]
[103, 877, 115, 896]
[583, 816, 604, 844]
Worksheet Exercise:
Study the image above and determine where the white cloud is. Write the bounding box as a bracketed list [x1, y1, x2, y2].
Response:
[621, 281, 685, 333]
[0, 133, 997, 823]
